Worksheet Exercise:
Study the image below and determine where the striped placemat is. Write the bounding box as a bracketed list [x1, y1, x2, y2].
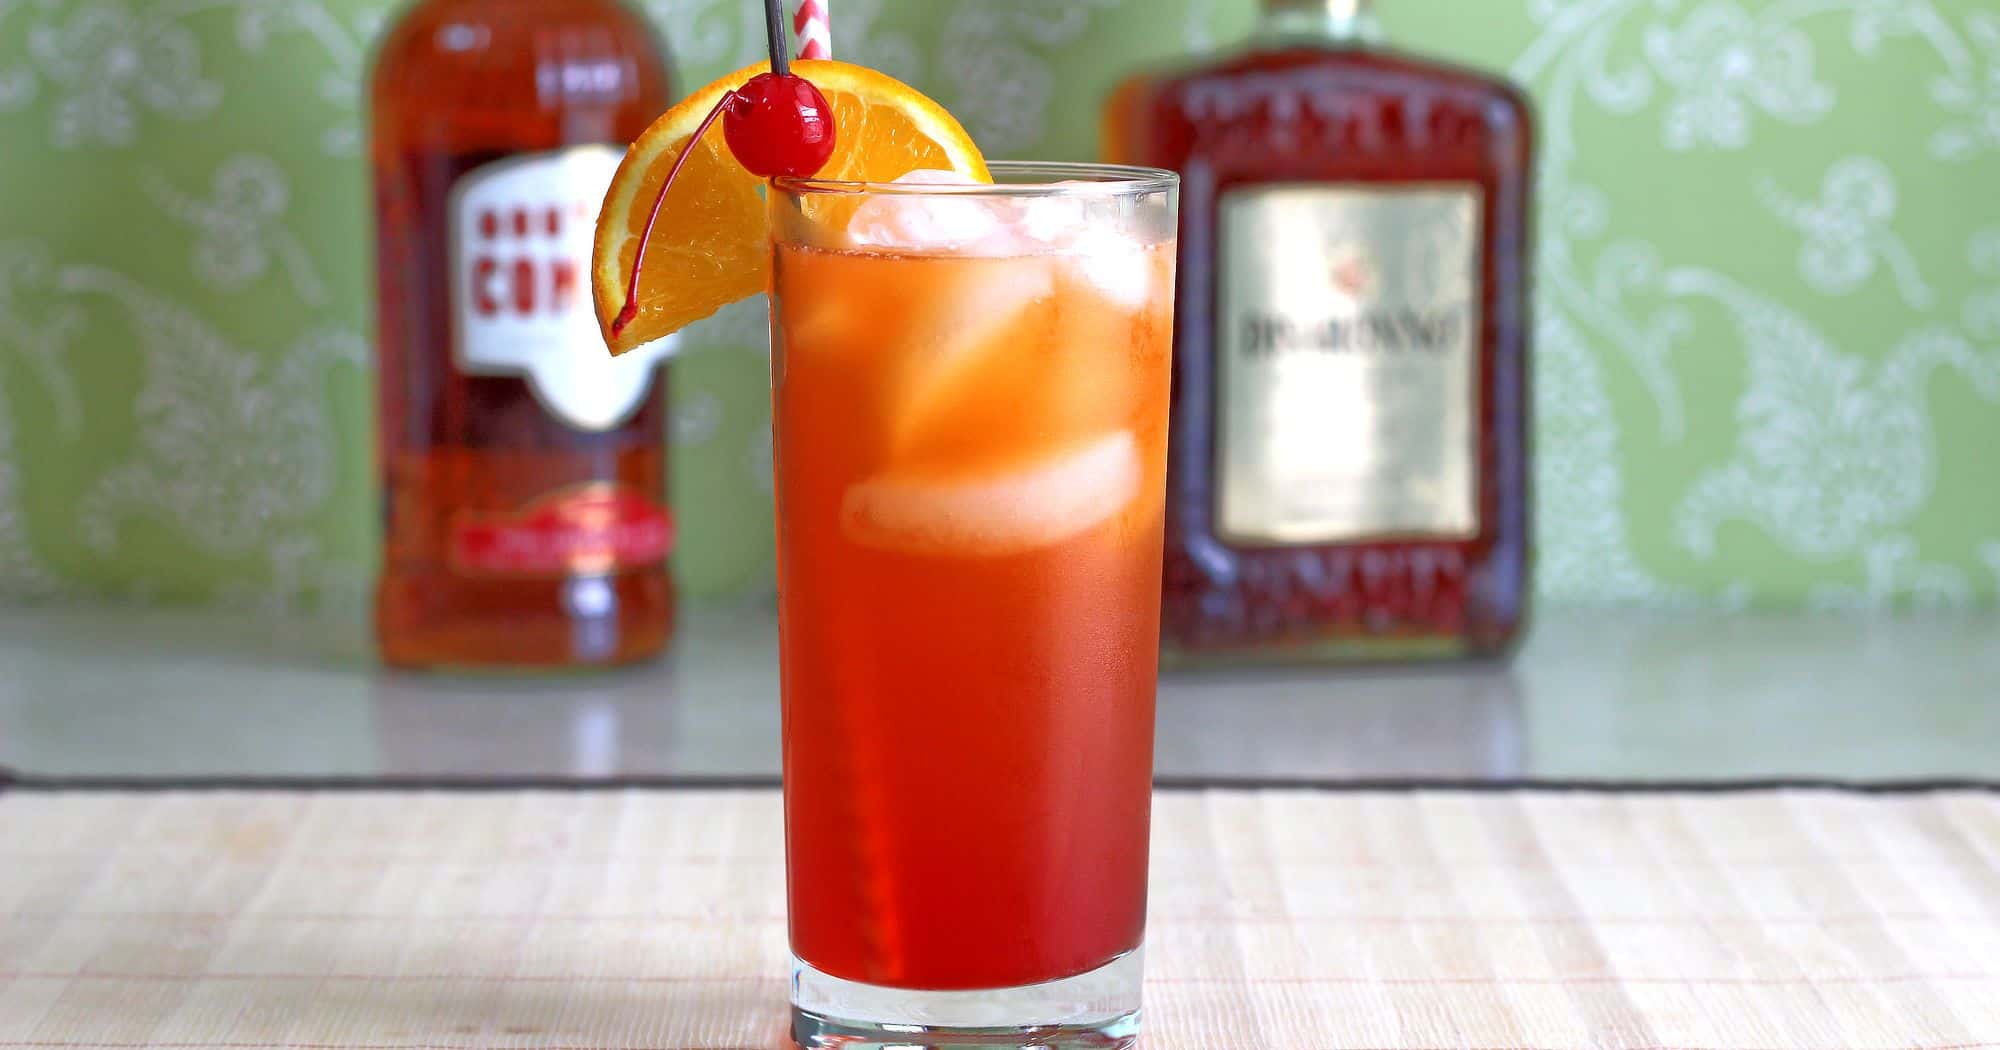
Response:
[2, 786, 1997, 1049]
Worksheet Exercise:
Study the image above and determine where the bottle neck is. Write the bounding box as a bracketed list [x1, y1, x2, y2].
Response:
[1255, 0, 1381, 47]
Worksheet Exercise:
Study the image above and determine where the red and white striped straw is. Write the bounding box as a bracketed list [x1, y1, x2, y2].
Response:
[793, 0, 832, 60]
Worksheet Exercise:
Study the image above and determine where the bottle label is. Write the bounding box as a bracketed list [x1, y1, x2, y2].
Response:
[449, 483, 675, 578]
[449, 146, 673, 432]
[1214, 183, 1482, 546]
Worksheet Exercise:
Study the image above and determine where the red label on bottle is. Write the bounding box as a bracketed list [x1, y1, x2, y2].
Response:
[449, 484, 674, 578]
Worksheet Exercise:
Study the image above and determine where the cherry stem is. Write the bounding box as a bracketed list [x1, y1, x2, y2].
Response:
[764, 0, 790, 79]
[613, 88, 741, 340]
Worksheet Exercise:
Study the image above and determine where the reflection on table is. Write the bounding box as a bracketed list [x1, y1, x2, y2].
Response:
[2, 602, 1995, 781]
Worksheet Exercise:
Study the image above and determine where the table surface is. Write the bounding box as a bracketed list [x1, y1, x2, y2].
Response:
[3, 601, 1996, 782]
[7, 786, 1996, 1050]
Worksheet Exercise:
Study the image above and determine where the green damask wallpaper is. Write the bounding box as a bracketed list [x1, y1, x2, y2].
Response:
[0, 0, 1995, 619]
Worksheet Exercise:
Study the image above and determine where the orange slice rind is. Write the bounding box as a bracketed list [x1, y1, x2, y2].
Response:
[592, 59, 990, 355]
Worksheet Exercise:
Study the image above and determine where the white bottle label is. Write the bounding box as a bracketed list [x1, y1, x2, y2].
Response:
[449, 146, 673, 432]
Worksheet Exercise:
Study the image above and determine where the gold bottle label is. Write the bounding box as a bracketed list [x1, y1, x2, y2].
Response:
[1215, 183, 1483, 546]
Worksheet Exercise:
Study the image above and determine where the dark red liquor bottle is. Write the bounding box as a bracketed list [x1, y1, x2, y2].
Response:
[371, 0, 676, 668]
[1107, 0, 1534, 664]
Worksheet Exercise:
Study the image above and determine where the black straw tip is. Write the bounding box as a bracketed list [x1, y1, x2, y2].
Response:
[764, 0, 791, 79]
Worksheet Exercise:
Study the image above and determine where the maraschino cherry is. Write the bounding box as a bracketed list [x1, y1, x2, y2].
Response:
[724, 73, 836, 179]
[613, 0, 836, 339]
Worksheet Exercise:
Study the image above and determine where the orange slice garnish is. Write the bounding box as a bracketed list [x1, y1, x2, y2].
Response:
[592, 59, 990, 355]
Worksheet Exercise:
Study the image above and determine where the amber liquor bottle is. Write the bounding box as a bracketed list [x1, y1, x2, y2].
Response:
[1107, 0, 1534, 664]
[371, 0, 676, 668]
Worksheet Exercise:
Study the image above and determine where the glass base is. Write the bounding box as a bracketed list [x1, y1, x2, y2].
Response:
[790, 949, 1142, 1049]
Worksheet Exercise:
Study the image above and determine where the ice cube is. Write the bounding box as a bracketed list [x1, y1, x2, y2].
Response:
[890, 256, 1058, 455]
[1013, 194, 1087, 246]
[847, 169, 1010, 253]
[847, 172, 1160, 309]
[1009, 190, 1156, 310]
[1061, 227, 1155, 311]
[841, 431, 1141, 557]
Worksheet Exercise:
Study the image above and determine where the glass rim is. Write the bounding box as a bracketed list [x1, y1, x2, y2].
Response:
[771, 160, 1180, 198]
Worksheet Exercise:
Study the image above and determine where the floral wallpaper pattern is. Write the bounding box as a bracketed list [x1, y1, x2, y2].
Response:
[1512, 0, 1999, 609]
[0, 0, 1994, 618]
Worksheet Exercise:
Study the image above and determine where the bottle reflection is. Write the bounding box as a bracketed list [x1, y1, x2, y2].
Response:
[1156, 664, 1525, 780]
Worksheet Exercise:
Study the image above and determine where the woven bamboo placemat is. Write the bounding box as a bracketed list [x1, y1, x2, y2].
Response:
[2, 785, 1997, 1049]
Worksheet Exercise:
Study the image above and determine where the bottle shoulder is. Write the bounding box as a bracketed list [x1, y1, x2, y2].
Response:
[1156, 43, 1530, 121]
[371, 0, 672, 154]
[1120, 41, 1534, 170]
[372, 0, 668, 90]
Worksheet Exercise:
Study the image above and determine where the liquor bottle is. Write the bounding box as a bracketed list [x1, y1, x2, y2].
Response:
[1106, 0, 1533, 664]
[371, 0, 677, 668]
